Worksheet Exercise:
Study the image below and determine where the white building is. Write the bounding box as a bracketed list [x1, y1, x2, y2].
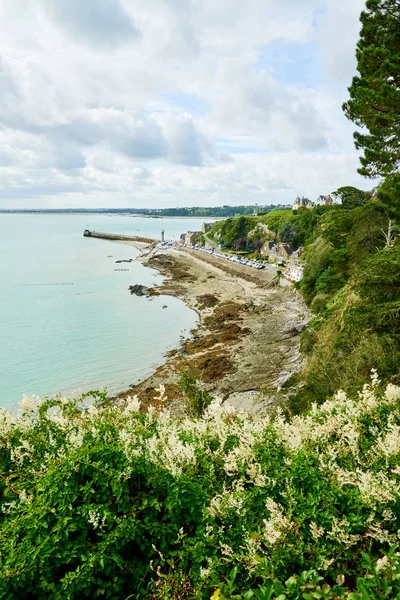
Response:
[315, 195, 333, 206]
[285, 264, 304, 283]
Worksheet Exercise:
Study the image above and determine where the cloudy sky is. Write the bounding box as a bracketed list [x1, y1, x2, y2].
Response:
[0, 0, 369, 208]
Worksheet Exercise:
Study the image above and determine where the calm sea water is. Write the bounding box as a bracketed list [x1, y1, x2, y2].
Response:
[0, 214, 208, 411]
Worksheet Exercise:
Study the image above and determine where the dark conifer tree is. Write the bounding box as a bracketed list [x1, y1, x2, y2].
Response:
[343, 0, 400, 178]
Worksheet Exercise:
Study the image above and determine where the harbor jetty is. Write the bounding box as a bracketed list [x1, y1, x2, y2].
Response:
[83, 230, 156, 244]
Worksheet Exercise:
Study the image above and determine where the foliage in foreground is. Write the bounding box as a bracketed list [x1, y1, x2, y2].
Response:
[1, 376, 400, 598]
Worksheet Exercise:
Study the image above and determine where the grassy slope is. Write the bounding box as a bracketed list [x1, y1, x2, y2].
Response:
[210, 201, 400, 412]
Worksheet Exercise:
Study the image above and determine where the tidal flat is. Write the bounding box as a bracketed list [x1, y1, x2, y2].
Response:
[115, 245, 310, 416]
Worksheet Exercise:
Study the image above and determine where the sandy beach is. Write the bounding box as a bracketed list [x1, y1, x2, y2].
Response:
[114, 242, 310, 416]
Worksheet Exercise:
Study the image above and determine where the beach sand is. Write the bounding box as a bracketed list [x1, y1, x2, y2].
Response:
[115, 245, 310, 417]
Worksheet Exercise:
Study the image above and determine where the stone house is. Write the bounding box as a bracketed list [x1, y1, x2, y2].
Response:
[293, 194, 338, 210]
[202, 223, 213, 233]
[261, 241, 294, 263]
[261, 241, 276, 258]
[293, 196, 313, 210]
[291, 246, 304, 261]
[185, 231, 201, 245]
[278, 243, 294, 262]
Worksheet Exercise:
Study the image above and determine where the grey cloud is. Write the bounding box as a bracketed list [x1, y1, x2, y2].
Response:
[0, 181, 87, 200]
[218, 152, 234, 163]
[0, 147, 15, 167]
[55, 113, 169, 159]
[131, 166, 151, 179]
[52, 111, 221, 167]
[43, 0, 140, 48]
[285, 103, 329, 152]
[211, 65, 329, 152]
[115, 123, 169, 159]
[38, 143, 87, 171]
[166, 118, 209, 166]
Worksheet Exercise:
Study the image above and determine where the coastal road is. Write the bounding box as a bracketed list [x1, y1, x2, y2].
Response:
[203, 232, 219, 249]
[176, 246, 289, 287]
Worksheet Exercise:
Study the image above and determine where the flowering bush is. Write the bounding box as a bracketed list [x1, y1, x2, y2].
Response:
[1, 375, 400, 598]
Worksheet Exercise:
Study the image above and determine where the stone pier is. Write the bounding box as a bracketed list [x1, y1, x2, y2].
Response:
[83, 230, 156, 244]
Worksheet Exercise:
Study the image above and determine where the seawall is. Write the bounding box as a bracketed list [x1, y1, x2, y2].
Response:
[83, 230, 157, 244]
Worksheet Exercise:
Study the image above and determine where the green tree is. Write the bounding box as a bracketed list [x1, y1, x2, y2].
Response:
[377, 172, 400, 219]
[300, 238, 334, 304]
[219, 215, 256, 247]
[331, 186, 372, 209]
[343, 0, 400, 177]
[278, 222, 299, 247]
[319, 209, 355, 249]
[261, 209, 294, 234]
[356, 243, 400, 304]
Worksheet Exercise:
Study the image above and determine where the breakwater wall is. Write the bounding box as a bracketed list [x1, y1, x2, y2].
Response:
[83, 230, 156, 244]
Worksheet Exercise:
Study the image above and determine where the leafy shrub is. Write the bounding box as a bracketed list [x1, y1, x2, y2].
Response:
[310, 294, 330, 315]
[315, 266, 345, 294]
[300, 238, 333, 304]
[1, 376, 400, 598]
[299, 328, 318, 353]
[178, 373, 214, 416]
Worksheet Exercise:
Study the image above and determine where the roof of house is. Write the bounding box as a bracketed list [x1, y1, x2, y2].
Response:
[293, 196, 311, 206]
[280, 243, 294, 256]
[264, 241, 276, 249]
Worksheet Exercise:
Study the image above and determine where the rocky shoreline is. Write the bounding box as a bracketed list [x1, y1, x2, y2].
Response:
[115, 245, 310, 417]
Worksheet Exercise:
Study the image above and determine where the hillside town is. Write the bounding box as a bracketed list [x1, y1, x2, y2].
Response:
[175, 194, 337, 283]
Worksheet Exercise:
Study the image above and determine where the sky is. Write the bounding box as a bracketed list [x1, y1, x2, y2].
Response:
[0, 0, 370, 209]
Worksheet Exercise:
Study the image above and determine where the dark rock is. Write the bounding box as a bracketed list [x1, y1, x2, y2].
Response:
[293, 322, 308, 333]
[129, 284, 150, 297]
[284, 321, 308, 336]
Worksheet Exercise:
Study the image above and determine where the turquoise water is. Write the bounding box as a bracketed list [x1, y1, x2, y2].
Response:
[0, 214, 207, 410]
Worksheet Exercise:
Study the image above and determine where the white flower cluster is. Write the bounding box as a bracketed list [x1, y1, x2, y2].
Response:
[88, 510, 106, 530]
[2, 373, 400, 582]
[262, 498, 292, 545]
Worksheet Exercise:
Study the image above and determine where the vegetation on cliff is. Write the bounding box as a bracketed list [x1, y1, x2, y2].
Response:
[208, 190, 400, 413]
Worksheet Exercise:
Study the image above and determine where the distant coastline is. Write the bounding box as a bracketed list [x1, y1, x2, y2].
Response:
[0, 204, 290, 218]
[0, 211, 224, 218]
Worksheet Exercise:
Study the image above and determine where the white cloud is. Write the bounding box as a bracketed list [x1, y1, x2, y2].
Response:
[0, 0, 369, 208]
[317, 0, 364, 95]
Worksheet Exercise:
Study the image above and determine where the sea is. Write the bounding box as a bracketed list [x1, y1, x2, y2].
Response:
[0, 213, 210, 411]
